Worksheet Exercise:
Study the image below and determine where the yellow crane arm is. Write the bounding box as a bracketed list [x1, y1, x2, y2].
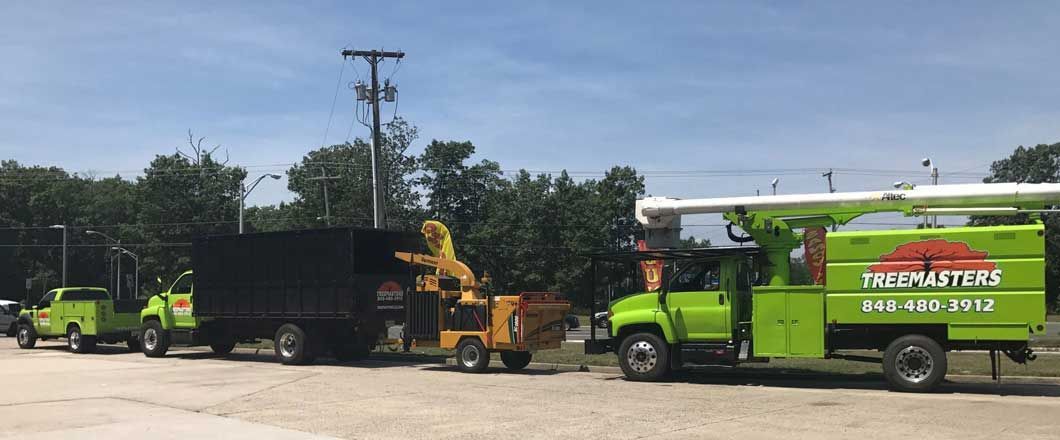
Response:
[395, 252, 480, 292]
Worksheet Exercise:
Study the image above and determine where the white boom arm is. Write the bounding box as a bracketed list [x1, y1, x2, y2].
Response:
[637, 182, 1060, 229]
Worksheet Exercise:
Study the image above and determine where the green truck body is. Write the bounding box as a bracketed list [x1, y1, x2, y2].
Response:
[597, 223, 1046, 391]
[16, 287, 142, 353]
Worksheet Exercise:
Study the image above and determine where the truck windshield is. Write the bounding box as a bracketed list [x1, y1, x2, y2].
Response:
[171, 274, 193, 295]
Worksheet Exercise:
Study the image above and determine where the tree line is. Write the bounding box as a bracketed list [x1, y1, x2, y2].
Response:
[1, 120, 1057, 307]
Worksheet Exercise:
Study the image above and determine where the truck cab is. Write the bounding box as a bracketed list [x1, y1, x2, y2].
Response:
[140, 270, 233, 357]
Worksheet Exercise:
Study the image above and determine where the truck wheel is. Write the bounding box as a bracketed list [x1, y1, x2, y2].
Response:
[126, 337, 141, 353]
[141, 320, 171, 358]
[618, 332, 670, 382]
[67, 325, 97, 354]
[883, 334, 947, 392]
[210, 340, 236, 355]
[455, 338, 490, 373]
[274, 324, 311, 365]
[6, 323, 15, 337]
[500, 351, 532, 370]
[16, 324, 36, 349]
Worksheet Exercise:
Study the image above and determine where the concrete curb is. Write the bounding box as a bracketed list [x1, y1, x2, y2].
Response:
[443, 357, 622, 374]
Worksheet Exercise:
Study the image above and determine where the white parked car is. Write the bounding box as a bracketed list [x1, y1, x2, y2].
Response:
[0, 300, 20, 337]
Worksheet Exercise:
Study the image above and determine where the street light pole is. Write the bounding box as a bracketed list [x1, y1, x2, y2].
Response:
[922, 158, 939, 228]
[113, 247, 139, 299]
[49, 225, 66, 287]
[240, 174, 281, 234]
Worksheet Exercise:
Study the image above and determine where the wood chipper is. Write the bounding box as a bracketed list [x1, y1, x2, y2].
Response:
[396, 221, 570, 372]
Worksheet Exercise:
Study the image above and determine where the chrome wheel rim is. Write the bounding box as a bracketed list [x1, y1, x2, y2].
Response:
[279, 333, 298, 358]
[17, 327, 29, 345]
[895, 346, 934, 383]
[143, 328, 157, 351]
[460, 345, 480, 368]
[69, 330, 81, 350]
[626, 340, 658, 373]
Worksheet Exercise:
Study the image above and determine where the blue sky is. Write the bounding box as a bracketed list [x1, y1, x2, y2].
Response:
[3, 2, 1059, 243]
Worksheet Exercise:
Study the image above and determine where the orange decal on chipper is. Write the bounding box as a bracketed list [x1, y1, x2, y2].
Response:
[861, 240, 1001, 289]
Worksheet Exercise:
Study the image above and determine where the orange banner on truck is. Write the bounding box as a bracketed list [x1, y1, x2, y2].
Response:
[638, 240, 664, 292]
[803, 227, 827, 285]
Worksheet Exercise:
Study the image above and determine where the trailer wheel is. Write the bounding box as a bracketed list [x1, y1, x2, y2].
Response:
[883, 334, 947, 392]
[500, 351, 532, 370]
[67, 325, 97, 354]
[6, 323, 15, 337]
[455, 338, 490, 373]
[274, 324, 312, 365]
[618, 332, 670, 382]
[126, 337, 141, 353]
[16, 324, 36, 349]
[141, 320, 170, 358]
[210, 340, 236, 355]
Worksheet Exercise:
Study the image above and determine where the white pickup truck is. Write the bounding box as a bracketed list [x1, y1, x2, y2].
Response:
[0, 300, 20, 337]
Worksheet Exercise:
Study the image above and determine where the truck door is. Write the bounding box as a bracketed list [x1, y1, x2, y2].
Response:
[36, 291, 57, 335]
[168, 273, 197, 329]
[666, 261, 730, 341]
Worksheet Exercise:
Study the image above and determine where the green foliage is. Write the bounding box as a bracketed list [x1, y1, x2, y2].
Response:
[968, 142, 1060, 306]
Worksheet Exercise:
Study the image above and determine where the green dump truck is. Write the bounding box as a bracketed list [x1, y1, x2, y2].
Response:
[17, 287, 143, 353]
[587, 182, 1059, 392]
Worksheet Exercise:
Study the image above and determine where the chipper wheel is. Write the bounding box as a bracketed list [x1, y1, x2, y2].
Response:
[882, 334, 947, 393]
[618, 332, 670, 381]
[455, 338, 490, 373]
[500, 351, 532, 370]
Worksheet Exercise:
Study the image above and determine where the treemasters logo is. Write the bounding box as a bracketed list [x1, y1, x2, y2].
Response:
[860, 239, 1001, 289]
[172, 298, 193, 316]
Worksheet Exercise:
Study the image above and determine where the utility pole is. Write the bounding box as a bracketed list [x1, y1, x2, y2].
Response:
[822, 169, 838, 232]
[342, 48, 404, 229]
[308, 166, 341, 226]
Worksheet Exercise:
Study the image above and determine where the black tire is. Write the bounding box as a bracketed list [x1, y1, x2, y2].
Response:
[618, 332, 670, 382]
[16, 324, 36, 349]
[455, 338, 489, 373]
[126, 337, 141, 353]
[67, 325, 97, 354]
[500, 351, 532, 370]
[274, 323, 312, 365]
[210, 339, 236, 355]
[883, 334, 947, 393]
[6, 323, 15, 337]
[140, 320, 171, 358]
[332, 342, 370, 362]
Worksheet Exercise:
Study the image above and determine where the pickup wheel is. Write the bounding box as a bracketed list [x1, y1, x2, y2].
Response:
[6, 323, 15, 337]
[455, 338, 490, 373]
[274, 324, 311, 365]
[500, 351, 532, 370]
[883, 334, 947, 393]
[16, 324, 36, 349]
[68, 325, 97, 354]
[618, 332, 670, 382]
[141, 320, 171, 358]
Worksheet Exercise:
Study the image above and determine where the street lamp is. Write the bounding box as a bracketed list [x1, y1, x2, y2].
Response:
[771, 178, 779, 196]
[240, 174, 281, 234]
[49, 225, 66, 287]
[922, 158, 939, 228]
[85, 230, 120, 297]
[112, 247, 139, 299]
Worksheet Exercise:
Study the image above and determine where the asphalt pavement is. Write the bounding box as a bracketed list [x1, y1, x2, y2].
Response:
[4, 337, 1060, 439]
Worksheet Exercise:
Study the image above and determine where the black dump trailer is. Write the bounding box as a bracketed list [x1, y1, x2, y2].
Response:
[192, 227, 420, 364]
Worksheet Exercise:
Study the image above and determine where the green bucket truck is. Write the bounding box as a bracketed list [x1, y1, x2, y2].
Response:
[586, 182, 1060, 392]
[16, 287, 143, 353]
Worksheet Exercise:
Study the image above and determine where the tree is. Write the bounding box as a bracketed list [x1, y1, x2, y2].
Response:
[969, 142, 1060, 307]
[417, 139, 503, 242]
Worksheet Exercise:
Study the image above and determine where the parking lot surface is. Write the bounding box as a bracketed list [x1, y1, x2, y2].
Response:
[3, 338, 1060, 439]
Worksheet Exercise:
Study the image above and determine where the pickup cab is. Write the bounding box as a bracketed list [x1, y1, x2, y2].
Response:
[17, 287, 144, 353]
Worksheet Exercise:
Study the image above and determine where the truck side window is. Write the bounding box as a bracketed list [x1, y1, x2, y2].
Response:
[39, 291, 56, 308]
[669, 262, 721, 292]
[171, 275, 193, 295]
